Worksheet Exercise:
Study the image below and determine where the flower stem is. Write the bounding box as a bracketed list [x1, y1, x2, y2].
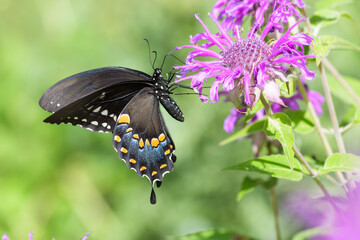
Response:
[260, 93, 273, 116]
[319, 63, 356, 190]
[270, 187, 282, 240]
[295, 79, 333, 156]
[300, 8, 350, 188]
[318, 63, 346, 153]
[293, 146, 339, 210]
[323, 58, 360, 106]
[296, 78, 348, 186]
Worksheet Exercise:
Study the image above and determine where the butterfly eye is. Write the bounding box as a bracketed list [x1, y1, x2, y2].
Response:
[155, 68, 162, 76]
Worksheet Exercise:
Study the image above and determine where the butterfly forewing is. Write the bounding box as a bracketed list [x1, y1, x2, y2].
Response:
[112, 88, 176, 185]
[43, 81, 149, 132]
[39, 67, 152, 113]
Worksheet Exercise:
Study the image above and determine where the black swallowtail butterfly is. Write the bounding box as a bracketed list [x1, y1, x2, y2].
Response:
[39, 66, 184, 204]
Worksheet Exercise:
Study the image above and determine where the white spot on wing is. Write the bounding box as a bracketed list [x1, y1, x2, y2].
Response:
[82, 119, 87, 122]
[102, 122, 107, 127]
[91, 121, 98, 126]
[93, 106, 101, 113]
[101, 110, 108, 116]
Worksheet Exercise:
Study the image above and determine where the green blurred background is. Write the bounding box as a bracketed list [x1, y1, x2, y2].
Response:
[0, 0, 359, 239]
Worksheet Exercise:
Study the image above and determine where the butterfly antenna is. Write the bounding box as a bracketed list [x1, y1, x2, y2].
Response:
[152, 51, 158, 70]
[160, 53, 169, 70]
[144, 39, 154, 70]
[168, 53, 186, 65]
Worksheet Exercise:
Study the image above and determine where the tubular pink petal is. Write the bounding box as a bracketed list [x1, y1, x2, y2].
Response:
[209, 13, 233, 45]
[210, 80, 222, 102]
[194, 14, 226, 52]
[175, 45, 223, 59]
[272, 55, 316, 64]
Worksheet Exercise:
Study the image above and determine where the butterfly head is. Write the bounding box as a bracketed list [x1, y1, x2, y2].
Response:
[153, 68, 162, 79]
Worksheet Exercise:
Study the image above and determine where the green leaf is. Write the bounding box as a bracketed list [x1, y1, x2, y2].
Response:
[226, 155, 303, 181]
[302, 155, 324, 173]
[310, 9, 353, 36]
[237, 177, 258, 201]
[314, 36, 360, 65]
[330, 37, 360, 52]
[292, 227, 325, 240]
[320, 153, 360, 173]
[283, 110, 314, 134]
[341, 106, 358, 126]
[313, 36, 336, 65]
[236, 177, 277, 201]
[244, 100, 265, 125]
[279, 77, 296, 98]
[354, 109, 360, 124]
[172, 230, 258, 240]
[220, 118, 266, 146]
[264, 113, 295, 169]
[328, 75, 360, 106]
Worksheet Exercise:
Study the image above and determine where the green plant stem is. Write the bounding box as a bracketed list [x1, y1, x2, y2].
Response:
[260, 93, 273, 116]
[323, 58, 360, 106]
[293, 146, 339, 210]
[296, 75, 347, 188]
[319, 63, 346, 153]
[260, 92, 342, 204]
[270, 187, 282, 240]
[319, 63, 356, 190]
[301, 8, 350, 188]
[296, 79, 334, 156]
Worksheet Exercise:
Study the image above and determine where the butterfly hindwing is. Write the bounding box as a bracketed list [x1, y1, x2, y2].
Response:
[112, 88, 176, 185]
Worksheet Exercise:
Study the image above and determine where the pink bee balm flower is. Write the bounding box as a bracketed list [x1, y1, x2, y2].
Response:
[174, 7, 315, 109]
[213, 0, 305, 33]
[288, 185, 360, 239]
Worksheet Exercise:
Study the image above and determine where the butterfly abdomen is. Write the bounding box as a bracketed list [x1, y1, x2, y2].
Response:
[159, 96, 184, 122]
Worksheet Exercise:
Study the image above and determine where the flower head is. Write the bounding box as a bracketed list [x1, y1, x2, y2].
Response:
[175, 7, 315, 109]
[213, 0, 305, 33]
[287, 185, 360, 239]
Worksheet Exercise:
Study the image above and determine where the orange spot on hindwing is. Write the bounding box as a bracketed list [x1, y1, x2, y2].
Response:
[114, 135, 121, 142]
[139, 139, 144, 148]
[118, 114, 130, 124]
[159, 133, 165, 142]
[151, 138, 159, 147]
[133, 134, 139, 139]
